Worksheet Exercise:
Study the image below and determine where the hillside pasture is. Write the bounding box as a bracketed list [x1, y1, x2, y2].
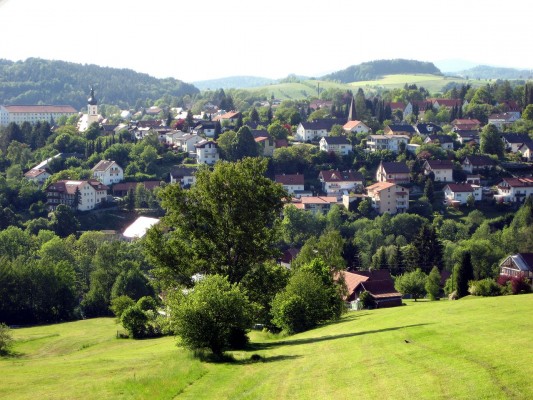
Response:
[1, 294, 532, 399]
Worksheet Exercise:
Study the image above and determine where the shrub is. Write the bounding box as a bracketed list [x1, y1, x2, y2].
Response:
[468, 279, 501, 297]
[271, 270, 340, 334]
[137, 296, 158, 312]
[171, 275, 253, 356]
[497, 275, 532, 295]
[121, 306, 149, 339]
[359, 290, 374, 309]
[0, 323, 13, 355]
[110, 295, 135, 318]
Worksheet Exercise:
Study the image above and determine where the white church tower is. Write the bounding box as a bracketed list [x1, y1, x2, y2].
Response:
[87, 86, 99, 125]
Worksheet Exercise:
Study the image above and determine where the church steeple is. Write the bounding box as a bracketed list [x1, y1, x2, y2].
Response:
[348, 95, 357, 122]
[88, 86, 97, 106]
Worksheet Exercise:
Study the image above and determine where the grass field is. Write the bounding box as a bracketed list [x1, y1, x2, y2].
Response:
[247, 74, 479, 100]
[2, 294, 532, 399]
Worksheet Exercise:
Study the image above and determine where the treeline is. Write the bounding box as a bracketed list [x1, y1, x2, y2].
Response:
[456, 65, 533, 80]
[322, 59, 442, 83]
[0, 58, 199, 110]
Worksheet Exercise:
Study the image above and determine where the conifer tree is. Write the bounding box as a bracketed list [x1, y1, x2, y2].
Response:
[455, 251, 474, 298]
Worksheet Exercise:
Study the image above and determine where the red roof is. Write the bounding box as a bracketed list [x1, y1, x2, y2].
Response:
[319, 170, 363, 183]
[432, 99, 462, 108]
[445, 183, 474, 193]
[3, 105, 77, 113]
[275, 174, 304, 186]
[361, 280, 402, 299]
[24, 168, 48, 178]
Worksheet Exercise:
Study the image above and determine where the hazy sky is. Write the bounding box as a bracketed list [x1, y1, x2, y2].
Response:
[0, 0, 531, 82]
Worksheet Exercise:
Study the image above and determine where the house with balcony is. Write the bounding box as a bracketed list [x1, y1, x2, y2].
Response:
[319, 136, 353, 156]
[294, 118, 345, 142]
[423, 160, 454, 182]
[170, 166, 197, 187]
[495, 177, 533, 203]
[275, 174, 305, 196]
[366, 135, 410, 153]
[45, 179, 108, 211]
[499, 253, 533, 282]
[365, 182, 409, 214]
[443, 183, 482, 205]
[319, 170, 364, 198]
[195, 140, 219, 165]
[461, 155, 496, 174]
[376, 161, 410, 184]
[91, 160, 124, 186]
[289, 196, 339, 214]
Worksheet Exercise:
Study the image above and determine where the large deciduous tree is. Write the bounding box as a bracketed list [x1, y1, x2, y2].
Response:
[144, 158, 287, 286]
[480, 124, 504, 157]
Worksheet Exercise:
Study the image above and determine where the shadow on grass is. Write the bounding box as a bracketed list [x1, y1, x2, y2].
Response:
[190, 350, 301, 364]
[248, 323, 431, 350]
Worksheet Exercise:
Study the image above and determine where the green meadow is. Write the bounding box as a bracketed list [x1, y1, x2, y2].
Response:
[2, 294, 532, 399]
[248, 74, 477, 100]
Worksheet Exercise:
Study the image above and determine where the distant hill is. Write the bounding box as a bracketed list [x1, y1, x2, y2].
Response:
[0, 58, 199, 110]
[193, 76, 277, 90]
[322, 59, 442, 83]
[454, 65, 533, 80]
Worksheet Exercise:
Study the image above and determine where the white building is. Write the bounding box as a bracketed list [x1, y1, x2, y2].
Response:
[343, 120, 371, 134]
[91, 160, 124, 186]
[24, 168, 51, 186]
[123, 216, 160, 241]
[0, 105, 77, 127]
[45, 179, 108, 211]
[275, 174, 305, 195]
[495, 177, 533, 203]
[319, 170, 364, 198]
[195, 140, 219, 165]
[443, 183, 482, 205]
[366, 135, 410, 153]
[319, 136, 353, 156]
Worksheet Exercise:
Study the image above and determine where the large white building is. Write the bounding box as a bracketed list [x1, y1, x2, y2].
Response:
[0, 105, 77, 127]
[45, 179, 109, 211]
[91, 160, 124, 186]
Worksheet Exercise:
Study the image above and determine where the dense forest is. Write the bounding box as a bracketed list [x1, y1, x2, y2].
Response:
[0, 58, 199, 110]
[455, 65, 533, 80]
[322, 59, 442, 83]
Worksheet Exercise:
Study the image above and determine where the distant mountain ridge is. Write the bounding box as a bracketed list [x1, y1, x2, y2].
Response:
[321, 59, 442, 83]
[454, 65, 533, 80]
[0, 58, 199, 110]
[193, 76, 277, 90]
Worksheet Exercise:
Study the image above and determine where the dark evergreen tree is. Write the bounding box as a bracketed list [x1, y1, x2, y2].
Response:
[424, 178, 435, 204]
[455, 251, 474, 298]
[250, 107, 260, 123]
[413, 224, 443, 273]
[267, 106, 273, 123]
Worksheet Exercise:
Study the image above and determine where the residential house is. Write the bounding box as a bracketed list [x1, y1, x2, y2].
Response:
[336, 270, 403, 308]
[252, 130, 275, 157]
[46, 179, 108, 211]
[319, 136, 353, 156]
[452, 119, 481, 132]
[431, 98, 462, 110]
[309, 99, 333, 111]
[424, 134, 454, 150]
[443, 183, 482, 205]
[165, 130, 186, 146]
[275, 174, 305, 196]
[386, 102, 407, 116]
[295, 118, 345, 142]
[170, 166, 197, 187]
[415, 122, 443, 136]
[24, 168, 51, 186]
[365, 182, 409, 214]
[289, 196, 338, 214]
[384, 124, 416, 137]
[192, 121, 218, 138]
[376, 161, 410, 184]
[456, 131, 479, 145]
[461, 155, 496, 174]
[175, 134, 204, 154]
[112, 181, 161, 197]
[404, 101, 433, 118]
[495, 177, 533, 203]
[423, 160, 454, 182]
[215, 110, 241, 126]
[488, 112, 521, 131]
[501, 133, 533, 153]
[195, 140, 219, 165]
[91, 160, 124, 186]
[517, 142, 533, 161]
[319, 170, 364, 198]
[366, 134, 410, 153]
[499, 253, 533, 281]
[280, 248, 300, 268]
[343, 120, 371, 134]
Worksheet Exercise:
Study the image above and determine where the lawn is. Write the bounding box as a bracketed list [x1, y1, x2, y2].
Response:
[2, 294, 532, 399]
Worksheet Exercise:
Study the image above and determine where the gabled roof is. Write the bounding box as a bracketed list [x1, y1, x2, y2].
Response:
[380, 161, 410, 174]
[426, 134, 454, 144]
[416, 123, 443, 135]
[321, 136, 351, 145]
[452, 119, 481, 126]
[499, 177, 533, 188]
[3, 105, 77, 113]
[445, 183, 474, 193]
[343, 120, 367, 130]
[463, 155, 496, 166]
[386, 124, 416, 134]
[251, 129, 270, 140]
[195, 140, 217, 148]
[335, 271, 369, 300]
[300, 118, 345, 131]
[360, 280, 402, 299]
[46, 179, 109, 194]
[298, 196, 338, 205]
[489, 112, 519, 121]
[219, 110, 241, 119]
[366, 181, 396, 192]
[424, 160, 454, 170]
[92, 160, 121, 172]
[432, 98, 462, 107]
[319, 170, 363, 183]
[24, 168, 49, 178]
[170, 166, 197, 179]
[501, 133, 533, 144]
[502, 253, 533, 272]
[386, 102, 406, 110]
[275, 174, 304, 186]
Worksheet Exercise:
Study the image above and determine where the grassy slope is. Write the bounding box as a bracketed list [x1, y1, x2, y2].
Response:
[248, 74, 475, 100]
[2, 295, 532, 399]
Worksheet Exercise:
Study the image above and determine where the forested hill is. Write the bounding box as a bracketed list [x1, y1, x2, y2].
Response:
[0, 58, 199, 110]
[322, 59, 442, 83]
[455, 65, 533, 80]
